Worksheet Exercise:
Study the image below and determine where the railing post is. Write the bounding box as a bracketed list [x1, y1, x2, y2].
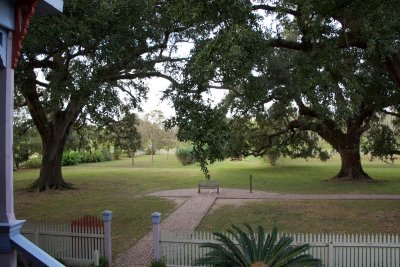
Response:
[102, 210, 112, 267]
[152, 212, 161, 260]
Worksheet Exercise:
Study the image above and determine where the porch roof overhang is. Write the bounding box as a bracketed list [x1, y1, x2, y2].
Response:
[0, 0, 64, 69]
[0, 0, 63, 30]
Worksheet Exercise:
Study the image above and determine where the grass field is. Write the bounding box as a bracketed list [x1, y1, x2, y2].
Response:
[198, 200, 400, 234]
[13, 154, 400, 257]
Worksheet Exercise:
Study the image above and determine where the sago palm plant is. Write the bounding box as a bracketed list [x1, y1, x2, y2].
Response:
[193, 225, 322, 267]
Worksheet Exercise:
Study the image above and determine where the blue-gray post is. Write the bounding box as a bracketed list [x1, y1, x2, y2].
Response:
[102, 210, 112, 267]
[152, 212, 161, 260]
[0, 1, 64, 266]
[0, 28, 17, 267]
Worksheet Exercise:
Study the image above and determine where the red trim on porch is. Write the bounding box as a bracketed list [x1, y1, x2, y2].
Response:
[12, 0, 39, 69]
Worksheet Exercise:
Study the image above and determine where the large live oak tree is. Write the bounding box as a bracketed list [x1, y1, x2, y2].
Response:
[15, 0, 183, 191]
[167, 0, 400, 181]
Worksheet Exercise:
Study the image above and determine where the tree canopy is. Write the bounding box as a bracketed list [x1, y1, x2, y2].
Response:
[16, 0, 185, 191]
[166, 0, 400, 180]
[15, 0, 400, 187]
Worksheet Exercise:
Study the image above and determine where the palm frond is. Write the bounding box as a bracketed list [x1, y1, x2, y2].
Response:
[194, 225, 322, 267]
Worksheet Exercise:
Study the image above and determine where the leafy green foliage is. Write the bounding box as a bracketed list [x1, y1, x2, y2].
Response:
[61, 150, 111, 166]
[166, 93, 230, 178]
[193, 224, 322, 267]
[318, 151, 331, 162]
[14, 143, 31, 169]
[362, 124, 400, 162]
[166, 0, 400, 180]
[15, 0, 186, 190]
[88, 256, 108, 267]
[24, 157, 43, 169]
[264, 148, 280, 166]
[176, 146, 197, 165]
[149, 258, 166, 267]
[105, 109, 141, 159]
[61, 151, 81, 166]
[13, 109, 42, 169]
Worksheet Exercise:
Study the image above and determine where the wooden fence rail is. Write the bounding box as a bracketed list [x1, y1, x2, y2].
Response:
[159, 231, 400, 267]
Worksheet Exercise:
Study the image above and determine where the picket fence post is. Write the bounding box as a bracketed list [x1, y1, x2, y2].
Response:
[328, 241, 334, 267]
[102, 210, 113, 267]
[93, 250, 99, 266]
[152, 212, 161, 261]
[33, 228, 39, 245]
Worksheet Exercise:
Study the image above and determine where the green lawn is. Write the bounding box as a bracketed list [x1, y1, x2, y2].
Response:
[13, 154, 400, 257]
[197, 200, 400, 234]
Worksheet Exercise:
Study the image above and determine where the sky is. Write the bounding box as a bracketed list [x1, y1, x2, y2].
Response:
[138, 77, 176, 118]
[138, 77, 228, 119]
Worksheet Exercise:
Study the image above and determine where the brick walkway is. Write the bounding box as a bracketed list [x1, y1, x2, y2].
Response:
[114, 193, 217, 267]
[114, 188, 400, 266]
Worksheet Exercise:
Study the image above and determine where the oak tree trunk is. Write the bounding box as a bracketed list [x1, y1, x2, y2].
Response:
[330, 135, 372, 181]
[30, 125, 74, 191]
[20, 67, 83, 191]
[334, 147, 371, 181]
[28, 107, 80, 191]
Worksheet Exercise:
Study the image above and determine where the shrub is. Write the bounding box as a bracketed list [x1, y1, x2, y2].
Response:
[319, 150, 330, 162]
[14, 144, 30, 169]
[79, 151, 92, 163]
[264, 148, 280, 166]
[22, 150, 113, 169]
[176, 146, 196, 165]
[103, 150, 112, 161]
[193, 224, 322, 267]
[62, 151, 80, 166]
[149, 259, 166, 267]
[23, 156, 42, 169]
[93, 151, 105, 162]
[88, 256, 108, 267]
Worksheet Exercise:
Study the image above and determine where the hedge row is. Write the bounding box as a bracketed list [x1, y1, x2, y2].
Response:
[62, 150, 112, 166]
[23, 150, 112, 168]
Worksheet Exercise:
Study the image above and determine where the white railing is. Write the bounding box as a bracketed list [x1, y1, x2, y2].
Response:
[20, 211, 112, 267]
[159, 231, 400, 267]
[4, 220, 65, 267]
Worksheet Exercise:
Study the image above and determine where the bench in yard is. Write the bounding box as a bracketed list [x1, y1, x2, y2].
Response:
[198, 180, 219, 194]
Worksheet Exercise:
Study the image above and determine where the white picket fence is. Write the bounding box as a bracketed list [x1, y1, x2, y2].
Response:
[21, 218, 106, 266]
[159, 231, 400, 267]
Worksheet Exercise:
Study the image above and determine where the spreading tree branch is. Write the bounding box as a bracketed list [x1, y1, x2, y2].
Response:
[252, 4, 300, 17]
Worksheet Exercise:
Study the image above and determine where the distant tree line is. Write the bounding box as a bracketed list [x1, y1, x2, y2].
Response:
[13, 108, 177, 169]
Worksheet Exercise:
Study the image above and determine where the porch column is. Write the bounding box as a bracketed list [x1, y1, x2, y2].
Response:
[0, 30, 18, 266]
